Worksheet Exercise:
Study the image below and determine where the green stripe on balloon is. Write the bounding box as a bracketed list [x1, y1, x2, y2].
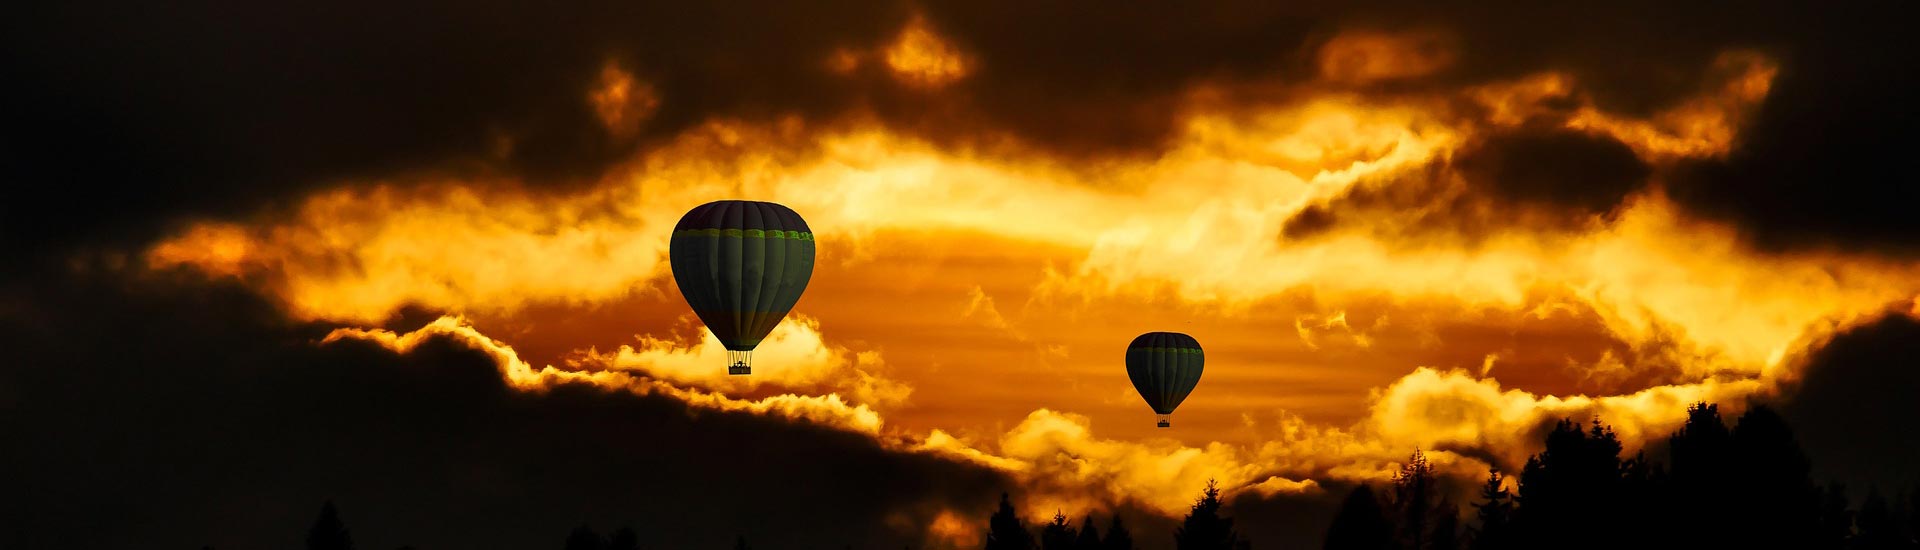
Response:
[672, 229, 814, 240]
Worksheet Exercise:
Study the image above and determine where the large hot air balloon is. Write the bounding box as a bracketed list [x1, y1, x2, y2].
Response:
[1125, 332, 1204, 427]
[668, 200, 816, 375]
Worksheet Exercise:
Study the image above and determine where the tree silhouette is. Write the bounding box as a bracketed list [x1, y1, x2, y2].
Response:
[1390, 450, 1437, 550]
[1909, 486, 1920, 550]
[1513, 419, 1626, 549]
[1102, 514, 1134, 550]
[1854, 488, 1901, 550]
[307, 501, 355, 550]
[560, 523, 606, 550]
[1430, 498, 1460, 550]
[1175, 479, 1240, 550]
[1817, 483, 1852, 550]
[1041, 510, 1077, 550]
[1075, 515, 1102, 550]
[1670, 403, 1733, 482]
[985, 493, 1036, 550]
[1323, 485, 1391, 550]
[1728, 405, 1821, 548]
[564, 525, 606, 550]
[1467, 468, 1513, 550]
[1314, 402, 1920, 550]
[732, 535, 751, 550]
[607, 527, 639, 550]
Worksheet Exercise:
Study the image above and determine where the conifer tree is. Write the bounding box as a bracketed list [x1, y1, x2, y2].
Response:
[1323, 485, 1392, 550]
[1075, 515, 1102, 550]
[307, 501, 355, 550]
[607, 527, 639, 550]
[1041, 510, 1077, 550]
[986, 493, 1037, 550]
[1391, 450, 1437, 550]
[1468, 468, 1514, 550]
[1175, 479, 1241, 550]
[564, 525, 606, 550]
[1430, 498, 1461, 550]
[1102, 515, 1134, 550]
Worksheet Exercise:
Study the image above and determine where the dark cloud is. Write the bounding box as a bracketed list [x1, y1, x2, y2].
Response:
[1670, 5, 1920, 253]
[1280, 128, 1648, 242]
[0, 270, 1012, 549]
[1775, 312, 1920, 493]
[1455, 128, 1650, 216]
[7, 0, 1914, 264]
[0, 0, 914, 260]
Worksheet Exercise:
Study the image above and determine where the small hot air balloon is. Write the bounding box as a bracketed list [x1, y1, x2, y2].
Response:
[668, 200, 816, 375]
[1125, 331, 1204, 427]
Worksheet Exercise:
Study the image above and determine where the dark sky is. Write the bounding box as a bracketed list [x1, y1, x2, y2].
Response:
[5, 1, 1920, 548]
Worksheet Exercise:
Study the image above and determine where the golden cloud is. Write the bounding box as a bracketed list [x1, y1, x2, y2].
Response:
[138, 38, 1920, 526]
[885, 16, 970, 88]
[1317, 29, 1457, 84]
[323, 316, 887, 434]
[578, 314, 911, 408]
[590, 62, 660, 138]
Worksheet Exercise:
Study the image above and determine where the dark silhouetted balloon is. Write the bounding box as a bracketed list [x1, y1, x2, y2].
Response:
[1126, 331, 1204, 427]
[668, 200, 816, 375]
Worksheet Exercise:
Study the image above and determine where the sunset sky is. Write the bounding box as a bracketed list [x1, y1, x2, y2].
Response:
[7, 2, 1920, 549]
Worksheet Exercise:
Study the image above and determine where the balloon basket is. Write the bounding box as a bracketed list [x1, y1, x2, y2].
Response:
[726, 350, 753, 376]
[1157, 420, 1171, 428]
[1156, 414, 1171, 428]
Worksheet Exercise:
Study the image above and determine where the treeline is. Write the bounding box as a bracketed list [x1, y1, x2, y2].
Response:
[263, 402, 1918, 550]
[1323, 403, 1920, 550]
[981, 479, 1241, 550]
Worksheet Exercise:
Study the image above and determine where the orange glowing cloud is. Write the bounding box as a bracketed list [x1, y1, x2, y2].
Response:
[138, 37, 1920, 527]
[885, 16, 971, 88]
[578, 314, 911, 408]
[590, 62, 660, 138]
[323, 316, 886, 434]
[1318, 29, 1457, 84]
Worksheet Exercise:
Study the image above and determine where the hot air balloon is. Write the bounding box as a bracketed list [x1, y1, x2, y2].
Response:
[668, 200, 816, 375]
[1125, 332, 1204, 427]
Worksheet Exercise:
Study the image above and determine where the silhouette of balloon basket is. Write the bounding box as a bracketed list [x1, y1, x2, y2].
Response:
[727, 350, 752, 376]
[1157, 414, 1172, 428]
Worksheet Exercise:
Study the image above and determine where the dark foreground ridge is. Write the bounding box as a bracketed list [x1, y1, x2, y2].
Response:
[237, 401, 1917, 550]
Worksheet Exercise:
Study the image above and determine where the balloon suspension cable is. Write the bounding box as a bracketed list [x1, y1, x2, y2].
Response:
[1156, 413, 1172, 428]
[727, 350, 753, 376]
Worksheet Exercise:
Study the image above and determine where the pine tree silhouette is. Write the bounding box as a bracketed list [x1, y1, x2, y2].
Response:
[1102, 514, 1134, 550]
[985, 493, 1037, 550]
[307, 501, 355, 550]
[1513, 419, 1625, 549]
[1855, 488, 1900, 550]
[1175, 479, 1240, 550]
[1390, 450, 1437, 550]
[1315, 403, 1919, 550]
[607, 527, 639, 550]
[1041, 510, 1077, 550]
[1727, 405, 1821, 548]
[1467, 468, 1513, 550]
[564, 524, 607, 550]
[1075, 515, 1102, 550]
[1908, 486, 1920, 550]
[1322, 485, 1391, 550]
[1817, 483, 1853, 550]
[1430, 498, 1461, 550]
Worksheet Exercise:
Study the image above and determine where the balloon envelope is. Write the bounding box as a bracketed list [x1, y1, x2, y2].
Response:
[668, 200, 816, 375]
[1125, 331, 1204, 427]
